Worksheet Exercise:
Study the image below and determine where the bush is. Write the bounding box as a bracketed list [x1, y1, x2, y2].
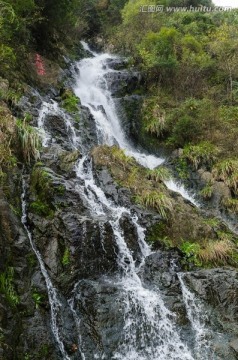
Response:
[182, 141, 218, 170]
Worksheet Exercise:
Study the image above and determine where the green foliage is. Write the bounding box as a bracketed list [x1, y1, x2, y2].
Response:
[138, 28, 179, 75]
[16, 118, 41, 164]
[167, 98, 215, 147]
[32, 290, 43, 309]
[30, 199, 54, 218]
[182, 141, 218, 170]
[146, 221, 173, 248]
[111, 146, 134, 168]
[61, 90, 79, 113]
[62, 248, 70, 266]
[180, 241, 202, 267]
[0, 267, 19, 307]
[146, 167, 171, 182]
[135, 191, 172, 219]
[175, 157, 189, 180]
[30, 166, 55, 217]
[143, 97, 167, 137]
[202, 217, 220, 228]
[200, 182, 213, 200]
[180, 239, 236, 267]
[213, 159, 238, 194]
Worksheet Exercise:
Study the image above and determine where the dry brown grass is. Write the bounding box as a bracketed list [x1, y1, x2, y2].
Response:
[198, 239, 235, 266]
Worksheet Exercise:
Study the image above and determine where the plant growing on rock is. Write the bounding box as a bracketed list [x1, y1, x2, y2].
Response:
[61, 89, 79, 113]
[180, 239, 236, 267]
[30, 166, 55, 217]
[135, 191, 172, 219]
[182, 141, 218, 170]
[143, 98, 167, 137]
[199, 181, 213, 200]
[146, 167, 171, 182]
[213, 159, 238, 194]
[16, 118, 41, 164]
[62, 248, 70, 266]
[0, 267, 19, 307]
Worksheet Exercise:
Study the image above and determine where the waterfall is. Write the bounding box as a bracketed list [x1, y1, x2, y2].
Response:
[178, 274, 213, 359]
[21, 178, 71, 360]
[21, 41, 216, 359]
[74, 151, 194, 360]
[75, 41, 198, 204]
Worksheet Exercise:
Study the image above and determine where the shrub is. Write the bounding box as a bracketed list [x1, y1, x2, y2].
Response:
[183, 141, 218, 169]
[143, 98, 167, 137]
[62, 94, 79, 113]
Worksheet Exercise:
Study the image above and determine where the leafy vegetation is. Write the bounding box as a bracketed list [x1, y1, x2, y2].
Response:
[61, 90, 80, 113]
[32, 290, 44, 309]
[92, 145, 173, 217]
[30, 166, 55, 217]
[180, 238, 236, 267]
[0, 267, 19, 307]
[135, 191, 172, 219]
[16, 118, 41, 164]
[62, 248, 70, 267]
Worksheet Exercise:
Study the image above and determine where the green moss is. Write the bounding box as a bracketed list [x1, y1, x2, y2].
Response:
[61, 89, 79, 113]
[26, 253, 37, 268]
[146, 221, 172, 248]
[62, 247, 70, 266]
[30, 167, 56, 218]
[30, 200, 54, 218]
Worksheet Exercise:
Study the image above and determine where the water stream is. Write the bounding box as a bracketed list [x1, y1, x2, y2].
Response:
[21, 179, 71, 360]
[20, 42, 220, 359]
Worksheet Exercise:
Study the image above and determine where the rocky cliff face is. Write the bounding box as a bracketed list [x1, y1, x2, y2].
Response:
[0, 51, 238, 360]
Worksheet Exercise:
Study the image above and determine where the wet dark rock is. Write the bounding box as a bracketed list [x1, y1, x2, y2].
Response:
[104, 58, 128, 71]
[104, 70, 142, 97]
[44, 114, 68, 138]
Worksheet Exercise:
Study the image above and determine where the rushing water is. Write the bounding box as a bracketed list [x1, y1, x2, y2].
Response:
[21, 42, 218, 359]
[21, 179, 71, 360]
[74, 42, 198, 205]
[72, 43, 204, 359]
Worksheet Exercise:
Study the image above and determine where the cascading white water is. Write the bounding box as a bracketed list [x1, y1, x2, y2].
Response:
[26, 42, 213, 359]
[178, 274, 213, 359]
[21, 179, 71, 360]
[74, 41, 198, 204]
[37, 100, 80, 148]
[73, 157, 194, 359]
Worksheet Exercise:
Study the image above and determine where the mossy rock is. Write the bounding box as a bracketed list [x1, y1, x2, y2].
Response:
[59, 150, 80, 172]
